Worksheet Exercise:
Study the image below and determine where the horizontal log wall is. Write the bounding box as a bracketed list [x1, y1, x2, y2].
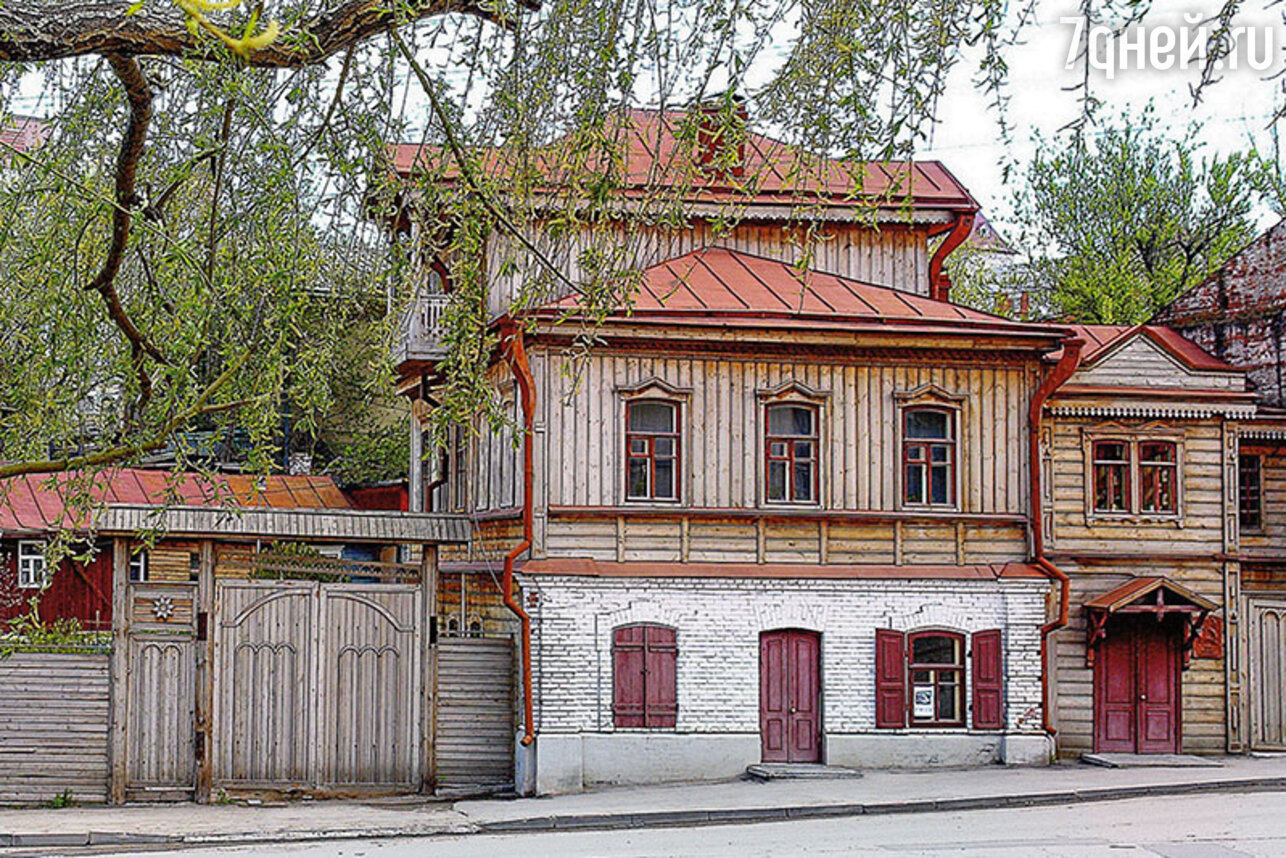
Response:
[1049, 560, 1227, 757]
[486, 220, 933, 317]
[1048, 418, 1226, 555]
[535, 350, 1037, 516]
[543, 516, 1028, 566]
[0, 653, 111, 804]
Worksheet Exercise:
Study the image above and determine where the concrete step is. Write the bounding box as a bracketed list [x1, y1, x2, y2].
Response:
[1081, 753, 1222, 769]
[745, 764, 863, 781]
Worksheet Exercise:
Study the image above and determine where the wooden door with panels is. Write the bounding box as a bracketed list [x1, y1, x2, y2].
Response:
[759, 630, 821, 763]
[1094, 616, 1181, 754]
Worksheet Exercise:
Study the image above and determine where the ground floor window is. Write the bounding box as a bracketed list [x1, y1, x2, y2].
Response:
[876, 627, 1004, 730]
[612, 624, 678, 728]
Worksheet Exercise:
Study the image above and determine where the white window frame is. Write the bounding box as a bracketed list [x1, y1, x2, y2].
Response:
[128, 548, 149, 583]
[17, 540, 49, 589]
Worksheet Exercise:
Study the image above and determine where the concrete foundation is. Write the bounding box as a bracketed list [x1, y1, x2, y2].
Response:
[533, 730, 1050, 794]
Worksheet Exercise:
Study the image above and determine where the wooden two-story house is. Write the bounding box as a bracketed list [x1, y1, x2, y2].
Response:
[1037, 326, 1254, 758]
[392, 107, 1094, 794]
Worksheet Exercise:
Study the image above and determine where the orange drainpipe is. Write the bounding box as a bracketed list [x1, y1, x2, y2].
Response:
[1028, 335, 1084, 735]
[501, 321, 536, 746]
[927, 212, 976, 302]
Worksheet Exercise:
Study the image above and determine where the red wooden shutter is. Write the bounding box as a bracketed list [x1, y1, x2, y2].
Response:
[613, 626, 646, 727]
[875, 629, 907, 728]
[644, 626, 678, 727]
[971, 629, 1004, 730]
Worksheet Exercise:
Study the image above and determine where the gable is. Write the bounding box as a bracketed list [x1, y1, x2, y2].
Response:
[1071, 334, 1243, 391]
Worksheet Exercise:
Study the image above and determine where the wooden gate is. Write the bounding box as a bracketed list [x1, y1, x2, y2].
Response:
[121, 582, 199, 801]
[213, 580, 422, 792]
[434, 637, 515, 791]
[1249, 598, 1286, 750]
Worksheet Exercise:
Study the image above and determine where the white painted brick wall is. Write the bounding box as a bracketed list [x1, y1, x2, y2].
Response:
[526, 576, 1048, 735]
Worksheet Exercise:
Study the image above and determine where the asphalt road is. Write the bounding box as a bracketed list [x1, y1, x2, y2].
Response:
[104, 790, 1286, 857]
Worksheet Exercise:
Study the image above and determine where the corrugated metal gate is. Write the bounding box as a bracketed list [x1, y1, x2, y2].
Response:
[434, 637, 515, 791]
[213, 580, 422, 792]
[1249, 598, 1286, 750]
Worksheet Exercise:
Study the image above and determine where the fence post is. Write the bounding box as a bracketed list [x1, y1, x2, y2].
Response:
[421, 543, 438, 793]
[107, 537, 130, 805]
[195, 539, 215, 802]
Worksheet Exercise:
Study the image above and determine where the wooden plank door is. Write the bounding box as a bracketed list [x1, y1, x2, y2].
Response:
[759, 630, 821, 764]
[1249, 599, 1286, 750]
[1136, 621, 1180, 754]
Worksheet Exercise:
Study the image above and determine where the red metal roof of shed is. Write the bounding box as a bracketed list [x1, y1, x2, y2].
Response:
[390, 109, 977, 212]
[0, 469, 352, 534]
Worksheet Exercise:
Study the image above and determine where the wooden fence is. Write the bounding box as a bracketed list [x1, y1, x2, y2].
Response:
[0, 652, 112, 804]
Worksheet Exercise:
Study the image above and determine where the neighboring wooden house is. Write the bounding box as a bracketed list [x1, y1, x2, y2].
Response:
[1039, 325, 1254, 757]
[0, 469, 396, 630]
[392, 106, 1099, 794]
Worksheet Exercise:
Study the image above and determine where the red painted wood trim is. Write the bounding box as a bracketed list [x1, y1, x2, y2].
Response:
[971, 629, 1004, 730]
[875, 628, 907, 729]
[546, 506, 1028, 525]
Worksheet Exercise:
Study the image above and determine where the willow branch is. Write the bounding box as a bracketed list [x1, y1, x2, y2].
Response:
[0, 0, 526, 67]
[391, 27, 585, 297]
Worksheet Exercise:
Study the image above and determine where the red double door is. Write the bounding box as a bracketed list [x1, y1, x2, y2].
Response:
[1094, 617, 1182, 754]
[760, 630, 821, 763]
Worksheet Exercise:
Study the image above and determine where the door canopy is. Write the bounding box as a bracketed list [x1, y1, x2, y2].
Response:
[1084, 576, 1217, 668]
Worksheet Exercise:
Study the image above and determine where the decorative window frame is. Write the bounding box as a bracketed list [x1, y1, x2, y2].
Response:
[894, 384, 966, 512]
[1082, 424, 1187, 525]
[617, 378, 692, 506]
[17, 540, 48, 590]
[756, 381, 830, 508]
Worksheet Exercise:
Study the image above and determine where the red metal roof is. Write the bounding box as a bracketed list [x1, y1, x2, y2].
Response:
[1058, 324, 1240, 373]
[536, 247, 1052, 335]
[1084, 576, 1217, 613]
[0, 116, 48, 155]
[520, 558, 1046, 580]
[0, 469, 352, 535]
[389, 109, 977, 211]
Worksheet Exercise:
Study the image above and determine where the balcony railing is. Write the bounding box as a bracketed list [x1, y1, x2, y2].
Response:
[397, 292, 449, 365]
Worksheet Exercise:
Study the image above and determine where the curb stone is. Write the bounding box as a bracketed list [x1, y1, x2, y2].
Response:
[3, 775, 1286, 850]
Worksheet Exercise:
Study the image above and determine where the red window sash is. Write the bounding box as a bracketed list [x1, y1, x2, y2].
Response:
[907, 631, 966, 727]
[625, 402, 680, 502]
[765, 432, 818, 503]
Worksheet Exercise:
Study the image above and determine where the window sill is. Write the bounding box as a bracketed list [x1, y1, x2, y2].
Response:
[1086, 512, 1182, 526]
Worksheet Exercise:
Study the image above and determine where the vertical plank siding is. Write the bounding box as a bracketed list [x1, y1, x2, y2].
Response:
[485, 221, 933, 318]
[0, 653, 111, 804]
[539, 352, 1035, 514]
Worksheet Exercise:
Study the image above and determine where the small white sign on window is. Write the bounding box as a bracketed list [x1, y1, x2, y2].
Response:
[913, 686, 935, 720]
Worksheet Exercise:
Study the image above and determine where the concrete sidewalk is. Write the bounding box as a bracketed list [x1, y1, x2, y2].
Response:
[3, 755, 1286, 850]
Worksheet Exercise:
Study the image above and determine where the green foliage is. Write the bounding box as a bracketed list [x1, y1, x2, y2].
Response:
[45, 789, 74, 809]
[1016, 108, 1267, 324]
[0, 599, 110, 657]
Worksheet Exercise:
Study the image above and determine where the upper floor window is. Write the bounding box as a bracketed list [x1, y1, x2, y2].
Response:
[625, 401, 680, 502]
[1240, 453, 1263, 532]
[1092, 441, 1131, 513]
[1139, 442, 1178, 514]
[765, 404, 818, 503]
[1091, 437, 1181, 518]
[903, 407, 955, 507]
[17, 540, 47, 589]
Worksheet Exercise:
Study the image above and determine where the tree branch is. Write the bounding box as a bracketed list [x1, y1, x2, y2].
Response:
[0, 348, 256, 480]
[89, 54, 170, 377]
[0, 0, 522, 67]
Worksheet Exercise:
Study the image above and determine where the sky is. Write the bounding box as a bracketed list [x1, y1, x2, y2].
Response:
[918, 1, 1286, 239]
